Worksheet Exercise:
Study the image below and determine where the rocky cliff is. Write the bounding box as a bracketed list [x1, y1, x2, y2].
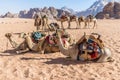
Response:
[96, 2, 120, 19]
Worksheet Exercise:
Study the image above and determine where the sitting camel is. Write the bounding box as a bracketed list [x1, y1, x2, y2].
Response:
[56, 29, 114, 62]
[43, 29, 74, 53]
[54, 15, 79, 29]
[5, 32, 46, 54]
[5, 30, 73, 54]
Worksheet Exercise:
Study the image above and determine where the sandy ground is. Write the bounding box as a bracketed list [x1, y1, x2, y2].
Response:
[0, 18, 120, 80]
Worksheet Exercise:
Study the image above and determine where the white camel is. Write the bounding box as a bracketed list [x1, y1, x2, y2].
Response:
[56, 30, 113, 62]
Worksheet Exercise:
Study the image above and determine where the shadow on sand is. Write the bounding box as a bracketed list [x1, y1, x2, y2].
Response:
[20, 56, 94, 65]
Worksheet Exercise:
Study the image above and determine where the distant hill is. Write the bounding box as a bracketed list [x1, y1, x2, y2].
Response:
[1, 0, 120, 18]
[76, 0, 120, 17]
[1, 7, 73, 19]
[96, 2, 120, 19]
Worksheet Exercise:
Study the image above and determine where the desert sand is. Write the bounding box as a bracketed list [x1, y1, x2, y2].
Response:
[0, 18, 120, 80]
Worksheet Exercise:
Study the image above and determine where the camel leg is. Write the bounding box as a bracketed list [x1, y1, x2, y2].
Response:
[78, 21, 81, 28]
[93, 21, 95, 29]
[68, 21, 71, 29]
[93, 21, 97, 29]
[61, 22, 64, 29]
[84, 22, 87, 29]
[25, 36, 38, 51]
[88, 22, 90, 29]
[16, 48, 29, 54]
[76, 21, 79, 29]
[36, 26, 40, 31]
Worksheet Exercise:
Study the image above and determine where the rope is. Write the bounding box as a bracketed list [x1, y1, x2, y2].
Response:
[6, 38, 9, 50]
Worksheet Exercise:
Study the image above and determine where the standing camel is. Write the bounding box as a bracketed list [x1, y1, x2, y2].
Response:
[41, 15, 49, 31]
[56, 29, 113, 62]
[54, 15, 69, 29]
[68, 15, 79, 29]
[78, 16, 86, 28]
[34, 15, 42, 31]
[85, 15, 97, 29]
[54, 15, 79, 29]
[78, 15, 97, 29]
[34, 14, 49, 31]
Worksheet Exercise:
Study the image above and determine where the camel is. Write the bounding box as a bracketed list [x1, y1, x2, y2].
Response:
[54, 15, 79, 29]
[56, 29, 113, 62]
[68, 15, 79, 29]
[43, 29, 74, 53]
[41, 15, 49, 31]
[85, 15, 97, 29]
[5, 32, 45, 54]
[47, 23, 60, 31]
[34, 14, 49, 31]
[78, 16, 86, 28]
[54, 15, 68, 29]
[34, 15, 42, 30]
[5, 30, 73, 54]
[78, 15, 97, 29]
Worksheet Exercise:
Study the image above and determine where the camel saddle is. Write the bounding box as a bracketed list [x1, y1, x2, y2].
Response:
[45, 35, 66, 47]
[70, 15, 76, 20]
[77, 33, 104, 61]
[61, 15, 68, 20]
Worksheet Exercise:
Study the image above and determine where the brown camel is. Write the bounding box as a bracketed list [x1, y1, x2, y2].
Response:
[54, 15, 79, 29]
[85, 15, 97, 29]
[34, 15, 42, 31]
[54, 15, 68, 29]
[43, 29, 74, 53]
[78, 16, 86, 28]
[47, 23, 60, 31]
[5, 32, 45, 54]
[5, 30, 73, 54]
[56, 29, 113, 62]
[78, 15, 97, 29]
[41, 15, 49, 31]
[34, 14, 49, 31]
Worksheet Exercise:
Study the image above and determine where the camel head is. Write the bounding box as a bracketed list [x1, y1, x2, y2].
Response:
[78, 16, 85, 22]
[55, 29, 65, 38]
[87, 15, 94, 19]
[5, 33, 12, 39]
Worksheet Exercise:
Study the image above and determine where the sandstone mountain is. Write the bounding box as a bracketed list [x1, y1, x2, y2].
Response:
[1, 7, 72, 19]
[1, 12, 19, 18]
[96, 2, 120, 19]
[18, 7, 71, 19]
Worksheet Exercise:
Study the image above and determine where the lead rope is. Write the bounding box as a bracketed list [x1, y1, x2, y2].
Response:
[6, 38, 9, 50]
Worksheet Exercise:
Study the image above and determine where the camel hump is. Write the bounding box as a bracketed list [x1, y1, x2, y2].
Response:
[87, 15, 94, 19]
[69, 15, 76, 20]
[79, 16, 84, 21]
[61, 15, 67, 19]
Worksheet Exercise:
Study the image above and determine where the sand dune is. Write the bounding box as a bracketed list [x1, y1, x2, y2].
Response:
[0, 18, 120, 80]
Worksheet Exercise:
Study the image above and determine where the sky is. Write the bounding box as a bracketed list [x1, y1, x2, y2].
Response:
[0, 0, 97, 15]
